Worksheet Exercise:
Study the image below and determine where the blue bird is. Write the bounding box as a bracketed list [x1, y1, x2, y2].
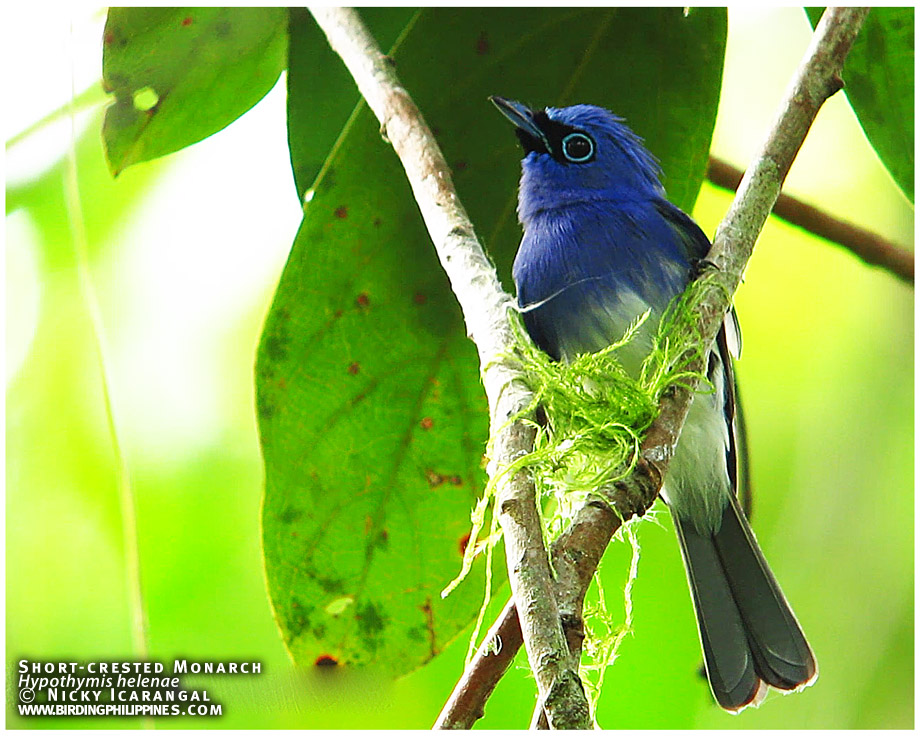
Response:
[492, 96, 817, 712]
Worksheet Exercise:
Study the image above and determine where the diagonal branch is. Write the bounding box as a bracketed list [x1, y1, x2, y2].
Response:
[624, 6, 869, 507]
[435, 6, 869, 728]
[308, 6, 591, 730]
[707, 156, 914, 285]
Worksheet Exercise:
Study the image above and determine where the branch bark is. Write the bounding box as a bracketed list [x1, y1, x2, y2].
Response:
[435, 6, 869, 728]
[308, 6, 591, 730]
[435, 490, 627, 728]
[707, 156, 914, 285]
[434, 498, 620, 728]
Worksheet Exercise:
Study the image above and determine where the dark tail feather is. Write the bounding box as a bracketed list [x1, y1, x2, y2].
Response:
[714, 494, 817, 691]
[673, 498, 817, 712]
[673, 514, 764, 711]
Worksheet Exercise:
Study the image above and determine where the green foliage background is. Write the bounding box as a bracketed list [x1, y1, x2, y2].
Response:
[6, 7, 913, 729]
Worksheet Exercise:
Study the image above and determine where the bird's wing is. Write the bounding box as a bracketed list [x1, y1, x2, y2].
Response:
[654, 197, 748, 493]
[653, 198, 711, 261]
[654, 197, 743, 358]
[655, 198, 749, 506]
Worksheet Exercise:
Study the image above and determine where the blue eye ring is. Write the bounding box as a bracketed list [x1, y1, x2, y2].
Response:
[561, 132, 594, 162]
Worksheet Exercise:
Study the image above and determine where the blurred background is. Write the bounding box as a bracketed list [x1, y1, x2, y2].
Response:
[5, 6, 913, 729]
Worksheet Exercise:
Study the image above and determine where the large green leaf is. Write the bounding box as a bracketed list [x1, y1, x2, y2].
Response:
[259, 8, 726, 676]
[286, 8, 416, 199]
[807, 7, 914, 201]
[102, 8, 287, 175]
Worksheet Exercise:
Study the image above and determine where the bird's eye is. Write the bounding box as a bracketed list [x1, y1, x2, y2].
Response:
[561, 133, 594, 162]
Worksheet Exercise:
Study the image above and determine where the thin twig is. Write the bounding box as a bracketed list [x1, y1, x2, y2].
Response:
[707, 156, 914, 285]
[308, 7, 591, 730]
[68, 21, 153, 732]
[7, 82, 106, 149]
[435, 6, 869, 727]
[65, 24, 149, 665]
[434, 598, 523, 728]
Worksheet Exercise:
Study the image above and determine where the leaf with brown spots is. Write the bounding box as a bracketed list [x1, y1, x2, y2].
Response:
[102, 8, 287, 175]
[259, 7, 726, 677]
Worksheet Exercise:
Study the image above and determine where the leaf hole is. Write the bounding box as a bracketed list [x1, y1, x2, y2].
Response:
[132, 86, 159, 112]
[325, 595, 354, 616]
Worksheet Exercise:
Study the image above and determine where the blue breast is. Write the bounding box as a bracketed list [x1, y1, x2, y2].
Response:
[513, 198, 692, 371]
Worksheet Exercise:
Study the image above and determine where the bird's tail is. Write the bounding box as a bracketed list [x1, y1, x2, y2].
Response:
[671, 494, 817, 712]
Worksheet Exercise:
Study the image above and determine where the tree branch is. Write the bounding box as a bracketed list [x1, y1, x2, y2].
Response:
[435, 492, 623, 728]
[434, 6, 869, 728]
[622, 6, 868, 507]
[307, 6, 591, 730]
[707, 156, 914, 285]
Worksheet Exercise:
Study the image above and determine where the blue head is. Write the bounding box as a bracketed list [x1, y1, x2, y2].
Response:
[491, 97, 664, 223]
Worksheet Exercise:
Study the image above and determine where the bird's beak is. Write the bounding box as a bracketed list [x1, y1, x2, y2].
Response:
[490, 96, 551, 153]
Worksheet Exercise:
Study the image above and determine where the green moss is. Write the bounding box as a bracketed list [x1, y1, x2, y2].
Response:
[507, 273, 718, 531]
